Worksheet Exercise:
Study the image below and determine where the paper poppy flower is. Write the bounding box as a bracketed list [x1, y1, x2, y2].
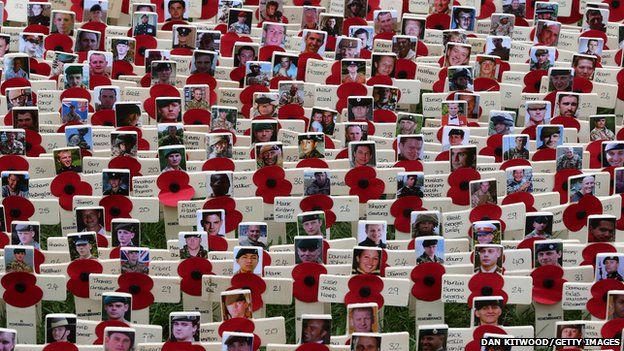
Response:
[1, 272, 43, 308]
[43, 342, 79, 351]
[425, 13, 451, 30]
[531, 147, 556, 162]
[390, 196, 425, 233]
[99, 195, 133, 231]
[230, 273, 266, 311]
[218, 319, 262, 351]
[299, 195, 336, 228]
[499, 158, 531, 171]
[478, 0, 496, 19]
[67, 259, 103, 298]
[202, 158, 236, 172]
[344, 274, 384, 308]
[297, 158, 329, 169]
[51, 172, 93, 211]
[447, 168, 481, 206]
[469, 204, 506, 233]
[587, 279, 624, 319]
[203, 197, 242, 233]
[395, 59, 416, 80]
[23, 129, 45, 157]
[178, 257, 214, 296]
[501, 191, 537, 212]
[44, 34, 73, 52]
[116, 272, 154, 310]
[464, 325, 508, 351]
[373, 110, 397, 123]
[585, 139, 603, 169]
[157, 170, 195, 207]
[133, 35, 158, 66]
[109, 156, 142, 178]
[601, 318, 624, 343]
[562, 195, 602, 232]
[553, 169, 583, 204]
[393, 160, 423, 172]
[345, 166, 385, 204]
[252, 166, 292, 204]
[0, 155, 28, 173]
[296, 52, 323, 81]
[478, 134, 503, 163]
[295, 344, 329, 351]
[292, 262, 327, 303]
[522, 70, 548, 93]
[531, 265, 566, 305]
[410, 262, 445, 301]
[93, 320, 131, 344]
[467, 272, 508, 308]
[3, 196, 35, 228]
[112, 60, 135, 79]
[581, 242, 616, 267]
[161, 341, 205, 351]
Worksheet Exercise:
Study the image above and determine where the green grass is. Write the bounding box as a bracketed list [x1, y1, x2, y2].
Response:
[30, 221, 587, 346]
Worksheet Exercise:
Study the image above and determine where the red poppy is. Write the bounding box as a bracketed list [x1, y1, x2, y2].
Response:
[292, 262, 327, 303]
[29, 59, 51, 76]
[585, 139, 603, 169]
[410, 262, 445, 301]
[91, 110, 116, 126]
[157, 170, 195, 207]
[3, 196, 35, 228]
[469, 204, 506, 233]
[109, 156, 142, 178]
[499, 160, 531, 173]
[390, 196, 425, 233]
[230, 273, 266, 311]
[202, 158, 236, 172]
[218, 319, 262, 351]
[464, 325, 508, 351]
[344, 274, 384, 308]
[252, 166, 293, 204]
[366, 75, 393, 87]
[478, 134, 503, 163]
[112, 61, 135, 79]
[425, 13, 451, 30]
[531, 265, 566, 305]
[447, 168, 481, 206]
[203, 197, 243, 233]
[44, 34, 73, 53]
[178, 257, 214, 296]
[1, 272, 43, 307]
[133, 35, 158, 66]
[99, 195, 133, 231]
[373, 109, 397, 123]
[43, 342, 79, 351]
[295, 344, 330, 351]
[299, 195, 336, 228]
[601, 318, 624, 342]
[296, 53, 323, 81]
[297, 158, 329, 169]
[478, 0, 496, 19]
[500, 191, 536, 212]
[581, 243, 616, 267]
[161, 341, 205, 351]
[220, 33, 253, 58]
[93, 320, 131, 344]
[562, 195, 602, 232]
[531, 147, 556, 162]
[67, 259, 103, 298]
[523, 70, 548, 93]
[116, 272, 154, 310]
[344, 166, 385, 204]
[395, 59, 416, 80]
[50, 171, 93, 211]
[587, 279, 624, 319]
[22, 129, 45, 157]
[517, 237, 545, 253]
[393, 160, 423, 172]
[0, 155, 28, 173]
[553, 169, 583, 204]
[467, 272, 508, 308]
